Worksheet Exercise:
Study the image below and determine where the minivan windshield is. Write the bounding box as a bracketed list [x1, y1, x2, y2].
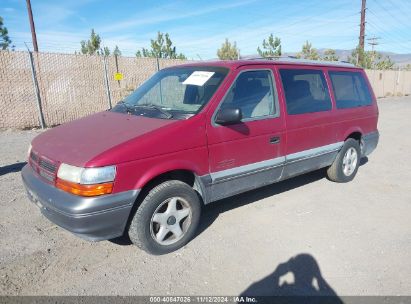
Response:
[112, 66, 228, 119]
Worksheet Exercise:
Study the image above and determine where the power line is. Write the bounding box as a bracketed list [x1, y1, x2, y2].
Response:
[11, 0, 408, 58]
[366, 21, 411, 52]
[366, 9, 409, 41]
[365, 5, 411, 52]
[372, 0, 411, 29]
[384, 0, 411, 24]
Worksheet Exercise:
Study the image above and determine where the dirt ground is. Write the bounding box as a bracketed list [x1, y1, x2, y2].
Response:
[0, 97, 410, 296]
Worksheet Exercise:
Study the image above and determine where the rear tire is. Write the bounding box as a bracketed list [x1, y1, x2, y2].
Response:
[327, 138, 361, 183]
[128, 180, 201, 255]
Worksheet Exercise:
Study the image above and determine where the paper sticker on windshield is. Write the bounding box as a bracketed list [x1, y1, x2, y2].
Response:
[183, 71, 215, 86]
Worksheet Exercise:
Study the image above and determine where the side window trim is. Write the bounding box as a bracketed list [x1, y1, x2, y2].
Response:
[211, 68, 280, 127]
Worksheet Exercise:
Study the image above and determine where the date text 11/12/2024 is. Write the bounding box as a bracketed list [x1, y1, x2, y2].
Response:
[149, 296, 257, 303]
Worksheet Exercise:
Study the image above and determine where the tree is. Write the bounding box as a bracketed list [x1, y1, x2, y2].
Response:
[297, 41, 319, 60]
[80, 29, 101, 55]
[135, 31, 186, 59]
[217, 38, 239, 60]
[348, 45, 369, 68]
[113, 45, 122, 56]
[0, 16, 13, 50]
[102, 46, 110, 56]
[257, 34, 281, 58]
[375, 55, 395, 70]
[348, 45, 395, 70]
[322, 49, 339, 61]
[404, 64, 411, 71]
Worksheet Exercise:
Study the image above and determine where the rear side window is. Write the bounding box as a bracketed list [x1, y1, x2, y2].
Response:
[329, 71, 372, 109]
[279, 69, 332, 115]
[220, 70, 277, 120]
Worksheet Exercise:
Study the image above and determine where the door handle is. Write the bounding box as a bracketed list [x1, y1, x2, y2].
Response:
[270, 136, 280, 144]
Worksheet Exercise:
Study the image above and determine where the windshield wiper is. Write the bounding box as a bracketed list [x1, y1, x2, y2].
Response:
[116, 101, 133, 113]
[133, 104, 173, 119]
[116, 101, 173, 119]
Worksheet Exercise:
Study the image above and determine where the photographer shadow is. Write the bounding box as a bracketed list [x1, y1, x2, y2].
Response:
[240, 253, 343, 303]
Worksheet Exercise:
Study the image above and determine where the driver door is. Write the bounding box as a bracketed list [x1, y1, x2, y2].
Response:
[205, 67, 286, 202]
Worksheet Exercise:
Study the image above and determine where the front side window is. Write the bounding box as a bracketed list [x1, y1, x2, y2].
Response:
[280, 69, 332, 115]
[219, 70, 277, 120]
[329, 71, 372, 109]
[112, 66, 228, 119]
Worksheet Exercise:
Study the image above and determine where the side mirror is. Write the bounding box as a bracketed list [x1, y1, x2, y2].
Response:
[215, 108, 243, 125]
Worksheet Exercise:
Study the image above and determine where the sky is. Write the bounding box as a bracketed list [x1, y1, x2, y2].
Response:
[1, 0, 411, 59]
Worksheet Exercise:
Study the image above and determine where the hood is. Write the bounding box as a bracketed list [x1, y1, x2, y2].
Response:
[32, 111, 177, 167]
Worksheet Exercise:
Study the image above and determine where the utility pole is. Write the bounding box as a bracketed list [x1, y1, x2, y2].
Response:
[358, 0, 367, 65]
[367, 36, 380, 52]
[26, 0, 39, 52]
[367, 36, 380, 69]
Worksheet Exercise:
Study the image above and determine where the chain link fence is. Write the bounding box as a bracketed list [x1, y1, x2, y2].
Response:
[0, 51, 39, 129]
[0, 50, 410, 129]
[0, 51, 189, 129]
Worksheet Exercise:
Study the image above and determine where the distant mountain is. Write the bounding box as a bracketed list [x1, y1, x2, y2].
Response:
[373, 52, 411, 66]
[283, 49, 411, 66]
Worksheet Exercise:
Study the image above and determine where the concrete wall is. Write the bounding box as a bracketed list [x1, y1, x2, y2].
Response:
[365, 69, 411, 98]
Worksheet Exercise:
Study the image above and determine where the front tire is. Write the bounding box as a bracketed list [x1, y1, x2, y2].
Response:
[128, 180, 201, 255]
[327, 138, 361, 183]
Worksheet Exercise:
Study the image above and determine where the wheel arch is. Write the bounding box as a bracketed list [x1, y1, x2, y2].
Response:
[343, 128, 363, 143]
[137, 168, 207, 202]
[131, 160, 209, 208]
[342, 129, 364, 157]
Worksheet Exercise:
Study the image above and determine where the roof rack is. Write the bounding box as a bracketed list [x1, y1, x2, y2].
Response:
[244, 55, 356, 67]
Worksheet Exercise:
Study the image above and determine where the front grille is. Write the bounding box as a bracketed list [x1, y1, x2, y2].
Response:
[29, 150, 58, 183]
[39, 158, 57, 173]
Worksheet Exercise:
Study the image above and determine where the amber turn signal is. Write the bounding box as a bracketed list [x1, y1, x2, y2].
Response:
[56, 178, 113, 197]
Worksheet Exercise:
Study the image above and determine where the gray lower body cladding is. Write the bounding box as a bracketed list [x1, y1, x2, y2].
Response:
[209, 164, 284, 202]
[362, 131, 379, 156]
[202, 132, 379, 203]
[22, 165, 139, 241]
[202, 150, 339, 203]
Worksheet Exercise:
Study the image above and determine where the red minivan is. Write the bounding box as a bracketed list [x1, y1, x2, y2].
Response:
[22, 58, 379, 254]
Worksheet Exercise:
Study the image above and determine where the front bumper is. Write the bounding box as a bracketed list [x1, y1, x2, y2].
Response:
[21, 165, 139, 241]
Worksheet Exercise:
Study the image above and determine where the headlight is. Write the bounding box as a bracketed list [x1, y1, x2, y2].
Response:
[56, 163, 116, 197]
[57, 163, 83, 183]
[57, 164, 116, 184]
[27, 144, 32, 158]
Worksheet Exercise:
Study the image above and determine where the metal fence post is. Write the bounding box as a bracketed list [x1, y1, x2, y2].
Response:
[156, 57, 160, 71]
[156, 57, 163, 104]
[27, 50, 46, 129]
[103, 55, 112, 109]
[114, 54, 120, 88]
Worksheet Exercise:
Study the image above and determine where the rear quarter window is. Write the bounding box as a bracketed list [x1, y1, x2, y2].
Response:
[279, 69, 332, 115]
[328, 71, 372, 109]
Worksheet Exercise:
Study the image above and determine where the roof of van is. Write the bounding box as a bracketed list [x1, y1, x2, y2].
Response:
[176, 57, 359, 70]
